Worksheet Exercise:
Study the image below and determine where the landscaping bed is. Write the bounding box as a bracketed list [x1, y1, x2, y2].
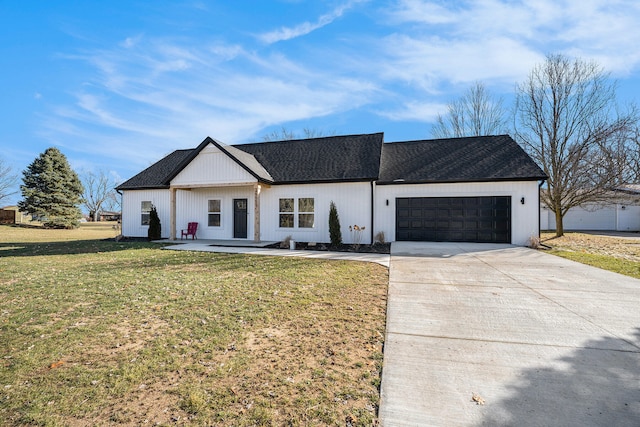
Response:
[268, 241, 391, 254]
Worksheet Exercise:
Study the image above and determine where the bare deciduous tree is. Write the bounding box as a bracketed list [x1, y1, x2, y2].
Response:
[262, 127, 335, 142]
[515, 54, 637, 237]
[0, 157, 18, 206]
[626, 125, 640, 182]
[431, 81, 507, 138]
[82, 170, 119, 221]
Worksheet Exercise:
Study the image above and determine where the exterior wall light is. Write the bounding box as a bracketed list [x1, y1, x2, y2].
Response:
[521, 197, 525, 205]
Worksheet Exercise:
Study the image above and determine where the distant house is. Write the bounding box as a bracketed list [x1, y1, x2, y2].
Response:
[88, 211, 121, 222]
[116, 133, 547, 245]
[541, 185, 640, 232]
[0, 206, 31, 224]
[99, 211, 121, 222]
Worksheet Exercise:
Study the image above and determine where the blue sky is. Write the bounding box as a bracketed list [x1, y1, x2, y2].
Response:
[2, 0, 640, 204]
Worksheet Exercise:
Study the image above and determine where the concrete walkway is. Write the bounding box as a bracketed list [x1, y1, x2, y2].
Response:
[162, 241, 390, 267]
[379, 242, 640, 426]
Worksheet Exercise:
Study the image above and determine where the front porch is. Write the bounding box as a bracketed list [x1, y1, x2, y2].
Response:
[168, 183, 265, 242]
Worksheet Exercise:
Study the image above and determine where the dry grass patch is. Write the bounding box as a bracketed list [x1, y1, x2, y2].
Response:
[541, 232, 640, 278]
[0, 224, 387, 426]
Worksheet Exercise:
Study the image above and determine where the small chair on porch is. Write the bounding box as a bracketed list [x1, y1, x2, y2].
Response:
[181, 222, 198, 240]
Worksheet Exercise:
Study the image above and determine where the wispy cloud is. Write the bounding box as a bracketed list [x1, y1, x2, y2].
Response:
[374, 0, 640, 122]
[258, 0, 367, 44]
[44, 36, 379, 171]
[38, 0, 640, 177]
[385, 0, 640, 78]
[379, 100, 447, 122]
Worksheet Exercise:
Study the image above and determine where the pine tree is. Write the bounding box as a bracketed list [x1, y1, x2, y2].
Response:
[147, 205, 162, 240]
[328, 201, 342, 247]
[18, 148, 84, 229]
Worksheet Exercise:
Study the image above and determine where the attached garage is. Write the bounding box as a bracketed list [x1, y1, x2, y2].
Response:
[376, 135, 547, 246]
[396, 196, 511, 243]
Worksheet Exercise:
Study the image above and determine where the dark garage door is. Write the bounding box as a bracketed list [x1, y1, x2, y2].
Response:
[396, 196, 511, 243]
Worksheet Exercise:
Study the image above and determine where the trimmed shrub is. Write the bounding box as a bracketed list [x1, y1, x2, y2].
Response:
[329, 201, 342, 247]
[147, 205, 162, 240]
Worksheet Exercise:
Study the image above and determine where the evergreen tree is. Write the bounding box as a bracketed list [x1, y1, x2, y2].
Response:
[18, 148, 84, 229]
[328, 201, 342, 247]
[147, 205, 161, 240]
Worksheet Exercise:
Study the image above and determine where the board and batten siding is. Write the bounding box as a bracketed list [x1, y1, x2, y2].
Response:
[171, 144, 258, 186]
[121, 189, 171, 238]
[259, 182, 373, 244]
[175, 186, 255, 240]
[374, 181, 541, 246]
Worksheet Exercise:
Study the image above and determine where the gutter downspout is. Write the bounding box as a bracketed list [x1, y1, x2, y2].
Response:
[538, 180, 545, 238]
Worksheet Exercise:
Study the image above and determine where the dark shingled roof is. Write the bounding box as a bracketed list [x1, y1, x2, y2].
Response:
[235, 133, 383, 183]
[116, 133, 546, 190]
[378, 135, 547, 184]
[116, 149, 194, 190]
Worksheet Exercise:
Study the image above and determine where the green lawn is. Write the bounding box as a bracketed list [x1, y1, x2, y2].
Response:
[541, 232, 640, 279]
[0, 224, 388, 426]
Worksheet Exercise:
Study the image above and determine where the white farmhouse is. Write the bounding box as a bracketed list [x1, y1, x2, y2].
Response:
[116, 133, 547, 245]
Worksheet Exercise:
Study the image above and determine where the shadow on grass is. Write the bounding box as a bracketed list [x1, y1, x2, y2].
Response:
[479, 328, 640, 427]
[0, 239, 162, 257]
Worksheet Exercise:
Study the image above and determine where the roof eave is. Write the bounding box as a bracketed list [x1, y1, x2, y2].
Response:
[116, 184, 171, 191]
[375, 176, 548, 185]
[271, 177, 378, 185]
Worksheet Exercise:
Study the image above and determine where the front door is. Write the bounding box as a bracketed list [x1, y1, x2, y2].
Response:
[233, 199, 248, 238]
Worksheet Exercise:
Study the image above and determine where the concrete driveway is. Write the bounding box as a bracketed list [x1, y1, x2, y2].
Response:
[379, 242, 640, 426]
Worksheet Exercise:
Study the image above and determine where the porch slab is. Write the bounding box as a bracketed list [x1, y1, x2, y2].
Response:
[165, 239, 278, 248]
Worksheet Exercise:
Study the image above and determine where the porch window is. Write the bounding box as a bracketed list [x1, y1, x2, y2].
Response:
[141, 201, 152, 225]
[208, 199, 221, 227]
[298, 198, 314, 228]
[279, 198, 294, 228]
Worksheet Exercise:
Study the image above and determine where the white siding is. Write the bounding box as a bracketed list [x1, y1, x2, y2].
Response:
[260, 182, 373, 244]
[540, 206, 550, 230]
[374, 181, 541, 246]
[121, 189, 171, 238]
[617, 205, 640, 231]
[543, 203, 640, 231]
[121, 180, 547, 244]
[175, 186, 255, 240]
[172, 144, 257, 186]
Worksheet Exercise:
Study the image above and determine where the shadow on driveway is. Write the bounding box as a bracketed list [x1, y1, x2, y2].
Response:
[479, 328, 640, 426]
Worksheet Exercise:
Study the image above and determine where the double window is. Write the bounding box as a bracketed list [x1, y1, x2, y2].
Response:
[279, 198, 314, 228]
[208, 199, 221, 227]
[141, 201, 152, 225]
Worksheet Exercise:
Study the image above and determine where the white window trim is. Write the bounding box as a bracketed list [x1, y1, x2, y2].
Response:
[278, 197, 295, 229]
[208, 199, 222, 227]
[298, 197, 315, 229]
[278, 197, 315, 230]
[141, 201, 152, 226]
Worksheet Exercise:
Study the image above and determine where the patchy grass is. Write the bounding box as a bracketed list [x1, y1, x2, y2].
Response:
[0, 224, 388, 426]
[541, 232, 640, 279]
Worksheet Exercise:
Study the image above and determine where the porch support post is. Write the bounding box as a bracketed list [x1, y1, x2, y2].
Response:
[254, 183, 261, 242]
[170, 187, 177, 240]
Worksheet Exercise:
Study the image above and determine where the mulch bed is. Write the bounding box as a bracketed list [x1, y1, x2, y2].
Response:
[267, 241, 391, 254]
